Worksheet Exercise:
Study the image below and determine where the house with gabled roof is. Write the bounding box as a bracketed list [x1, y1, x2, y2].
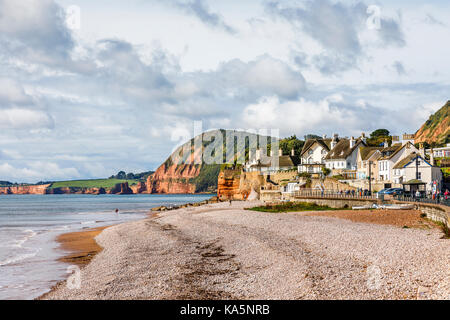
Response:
[324, 136, 367, 178]
[245, 148, 300, 173]
[356, 146, 382, 180]
[298, 135, 333, 175]
[377, 141, 419, 182]
[392, 152, 442, 191]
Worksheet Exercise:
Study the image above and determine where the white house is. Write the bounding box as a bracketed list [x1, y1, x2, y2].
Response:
[377, 142, 419, 182]
[392, 153, 443, 191]
[245, 149, 300, 173]
[298, 136, 332, 174]
[324, 136, 366, 174]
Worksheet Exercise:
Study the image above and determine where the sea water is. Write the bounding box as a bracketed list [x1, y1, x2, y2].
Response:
[0, 194, 213, 300]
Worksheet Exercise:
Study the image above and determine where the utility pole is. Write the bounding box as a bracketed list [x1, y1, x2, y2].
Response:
[368, 161, 372, 196]
[415, 156, 419, 180]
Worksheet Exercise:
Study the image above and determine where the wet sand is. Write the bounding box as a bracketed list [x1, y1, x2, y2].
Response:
[57, 227, 108, 267]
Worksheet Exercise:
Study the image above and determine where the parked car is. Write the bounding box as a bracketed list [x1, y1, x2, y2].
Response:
[377, 188, 391, 195]
[376, 188, 392, 199]
[384, 188, 404, 196]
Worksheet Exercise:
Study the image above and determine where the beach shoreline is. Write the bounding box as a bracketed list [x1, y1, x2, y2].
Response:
[40, 201, 449, 300]
[36, 225, 111, 300]
[36, 195, 219, 300]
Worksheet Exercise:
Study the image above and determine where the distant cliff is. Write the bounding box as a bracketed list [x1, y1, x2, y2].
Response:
[0, 184, 51, 195]
[415, 101, 450, 146]
[0, 182, 134, 195]
[145, 129, 272, 194]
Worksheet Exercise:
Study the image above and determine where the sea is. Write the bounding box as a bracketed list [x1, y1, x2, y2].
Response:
[0, 194, 213, 300]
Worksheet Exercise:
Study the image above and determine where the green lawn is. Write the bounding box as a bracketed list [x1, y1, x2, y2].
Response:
[50, 179, 139, 189]
[246, 202, 339, 213]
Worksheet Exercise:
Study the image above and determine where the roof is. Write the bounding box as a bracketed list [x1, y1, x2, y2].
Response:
[249, 155, 301, 168]
[325, 138, 365, 160]
[359, 147, 382, 161]
[402, 179, 426, 185]
[300, 138, 332, 156]
[277, 155, 301, 167]
[393, 153, 432, 169]
[379, 142, 415, 160]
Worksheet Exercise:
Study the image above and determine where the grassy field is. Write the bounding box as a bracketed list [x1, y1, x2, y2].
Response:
[50, 179, 139, 189]
[247, 202, 339, 213]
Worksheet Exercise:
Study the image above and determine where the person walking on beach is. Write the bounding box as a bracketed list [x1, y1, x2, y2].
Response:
[229, 199, 232, 206]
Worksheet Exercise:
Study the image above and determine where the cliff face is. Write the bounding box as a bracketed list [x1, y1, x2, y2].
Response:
[146, 162, 200, 194]
[0, 184, 51, 195]
[217, 170, 242, 200]
[415, 101, 450, 146]
[145, 129, 269, 194]
[0, 183, 134, 195]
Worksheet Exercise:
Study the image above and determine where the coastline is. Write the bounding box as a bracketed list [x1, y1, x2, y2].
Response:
[57, 226, 108, 267]
[36, 225, 111, 300]
[37, 195, 219, 300]
[40, 201, 449, 300]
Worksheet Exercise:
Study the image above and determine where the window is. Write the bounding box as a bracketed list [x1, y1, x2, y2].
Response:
[418, 172, 422, 179]
[308, 150, 313, 155]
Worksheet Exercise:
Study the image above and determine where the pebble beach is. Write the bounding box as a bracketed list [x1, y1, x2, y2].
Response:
[41, 201, 450, 300]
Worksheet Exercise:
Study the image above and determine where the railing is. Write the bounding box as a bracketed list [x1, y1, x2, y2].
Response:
[395, 195, 450, 207]
[291, 189, 377, 200]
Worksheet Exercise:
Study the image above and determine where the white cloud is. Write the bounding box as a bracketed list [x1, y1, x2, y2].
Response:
[0, 162, 80, 183]
[0, 109, 53, 129]
[242, 95, 356, 136]
[0, 78, 31, 105]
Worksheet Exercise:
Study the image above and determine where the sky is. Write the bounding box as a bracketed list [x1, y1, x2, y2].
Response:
[0, 0, 449, 183]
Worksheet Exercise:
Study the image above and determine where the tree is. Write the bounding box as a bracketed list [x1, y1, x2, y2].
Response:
[126, 173, 135, 180]
[116, 171, 126, 179]
[304, 134, 322, 140]
[322, 167, 331, 177]
[370, 129, 390, 138]
[279, 135, 304, 156]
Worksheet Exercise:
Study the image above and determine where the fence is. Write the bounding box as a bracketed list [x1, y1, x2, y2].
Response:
[292, 189, 377, 200]
[395, 195, 450, 207]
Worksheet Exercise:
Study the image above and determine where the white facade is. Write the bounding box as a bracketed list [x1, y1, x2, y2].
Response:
[324, 140, 363, 171]
[393, 156, 443, 191]
[378, 143, 419, 182]
[298, 141, 328, 174]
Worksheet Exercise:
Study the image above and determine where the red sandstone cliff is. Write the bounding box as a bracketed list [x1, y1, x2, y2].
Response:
[0, 183, 134, 195]
[146, 161, 201, 194]
[0, 184, 51, 195]
[415, 101, 449, 145]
